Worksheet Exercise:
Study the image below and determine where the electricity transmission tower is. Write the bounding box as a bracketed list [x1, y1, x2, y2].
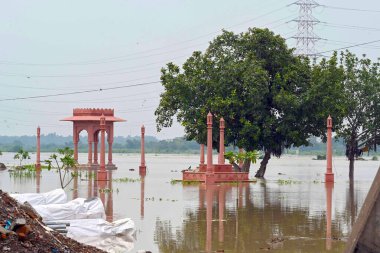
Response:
[291, 0, 322, 57]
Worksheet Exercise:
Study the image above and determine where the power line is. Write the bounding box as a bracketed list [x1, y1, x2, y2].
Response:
[0, 81, 160, 102]
[317, 39, 380, 54]
[322, 5, 380, 13]
[321, 22, 380, 32]
[0, 4, 291, 67]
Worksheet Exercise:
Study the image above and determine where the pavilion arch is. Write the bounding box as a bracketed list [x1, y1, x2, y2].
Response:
[61, 108, 125, 169]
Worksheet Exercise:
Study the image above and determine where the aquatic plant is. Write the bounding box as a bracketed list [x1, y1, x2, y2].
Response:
[99, 188, 113, 193]
[170, 179, 200, 185]
[277, 179, 302, 185]
[44, 147, 77, 189]
[13, 148, 31, 167]
[112, 177, 140, 183]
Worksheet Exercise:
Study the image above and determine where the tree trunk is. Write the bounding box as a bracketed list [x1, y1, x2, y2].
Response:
[349, 157, 355, 181]
[242, 159, 251, 172]
[255, 151, 271, 178]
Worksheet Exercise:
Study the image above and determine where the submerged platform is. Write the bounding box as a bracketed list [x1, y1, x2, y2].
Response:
[183, 164, 249, 182]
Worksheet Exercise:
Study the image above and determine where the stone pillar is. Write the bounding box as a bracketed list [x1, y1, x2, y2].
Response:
[98, 114, 107, 181]
[108, 124, 114, 165]
[36, 126, 41, 170]
[218, 118, 225, 165]
[325, 182, 333, 250]
[108, 141, 113, 165]
[206, 112, 214, 184]
[74, 141, 78, 162]
[88, 141, 93, 165]
[93, 141, 98, 164]
[200, 144, 205, 165]
[73, 126, 78, 163]
[325, 116, 334, 183]
[139, 125, 146, 174]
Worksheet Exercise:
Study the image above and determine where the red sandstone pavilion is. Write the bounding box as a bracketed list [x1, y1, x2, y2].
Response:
[182, 112, 250, 183]
[61, 108, 125, 170]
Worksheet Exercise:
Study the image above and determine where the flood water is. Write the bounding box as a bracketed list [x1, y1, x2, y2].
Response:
[0, 153, 379, 252]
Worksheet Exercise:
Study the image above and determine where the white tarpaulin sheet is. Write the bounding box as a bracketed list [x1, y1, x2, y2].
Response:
[34, 197, 106, 221]
[10, 189, 67, 205]
[74, 235, 135, 253]
[64, 218, 135, 237]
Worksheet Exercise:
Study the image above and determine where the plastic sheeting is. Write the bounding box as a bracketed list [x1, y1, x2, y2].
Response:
[53, 218, 135, 253]
[34, 197, 106, 221]
[10, 189, 67, 205]
[62, 218, 135, 237]
[74, 235, 135, 253]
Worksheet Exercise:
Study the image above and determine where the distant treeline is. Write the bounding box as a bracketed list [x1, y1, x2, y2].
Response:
[0, 134, 377, 156]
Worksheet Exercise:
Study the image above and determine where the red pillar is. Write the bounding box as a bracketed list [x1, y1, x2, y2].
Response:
[73, 126, 78, 163]
[139, 125, 147, 174]
[93, 141, 98, 164]
[36, 126, 41, 170]
[218, 118, 225, 165]
[206, 112, 214, 184]
[325, 116, 334, 183]
[88, 141, 93, 165]
[98, 114, 107, 181]
[200, 144, 205, 165]
[108, 124, 114, 165]
[108, 141, 113, 165]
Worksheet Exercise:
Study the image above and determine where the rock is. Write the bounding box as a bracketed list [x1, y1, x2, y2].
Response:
[0, 163, 6, 170]
[2, 246, 11, 251]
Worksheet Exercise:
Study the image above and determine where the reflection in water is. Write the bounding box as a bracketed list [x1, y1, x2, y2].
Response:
[73, 169, 78, 199]
[326, 182, 333, 251]
[106, 171, 113, 222]
[36, 170, 41, 193]
[155, 182, 349, 253]
[140, 170, 146, 219]
[205, 184, 214, 253]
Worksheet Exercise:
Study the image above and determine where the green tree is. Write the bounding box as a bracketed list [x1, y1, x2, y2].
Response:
[155, 28, 320, 177]
[45, 147, 77, 189]
[13, 148, 31, 167]
[333, 52, 380, 179]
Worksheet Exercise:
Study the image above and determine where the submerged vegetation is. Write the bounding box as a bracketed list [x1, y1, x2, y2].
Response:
[112, 177, 140, 183]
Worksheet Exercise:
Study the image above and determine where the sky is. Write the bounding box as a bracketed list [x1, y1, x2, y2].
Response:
[0, 0, 379, 139]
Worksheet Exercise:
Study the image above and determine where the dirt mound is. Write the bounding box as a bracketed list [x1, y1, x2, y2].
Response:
[0, 190, 106, 253]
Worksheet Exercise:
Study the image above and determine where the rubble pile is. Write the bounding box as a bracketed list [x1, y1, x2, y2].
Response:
[0, 190, 106, 253]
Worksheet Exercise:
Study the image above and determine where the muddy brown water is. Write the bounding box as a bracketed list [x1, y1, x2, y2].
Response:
[0, 153, 379, 252]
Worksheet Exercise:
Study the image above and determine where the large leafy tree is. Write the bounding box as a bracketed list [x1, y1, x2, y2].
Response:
[333, 52, 380, 179]
[155, 28, 325, 177]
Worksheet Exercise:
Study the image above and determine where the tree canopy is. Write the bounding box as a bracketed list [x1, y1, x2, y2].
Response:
[332, 52, 380, 179]
[155, 28, 330, 177]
